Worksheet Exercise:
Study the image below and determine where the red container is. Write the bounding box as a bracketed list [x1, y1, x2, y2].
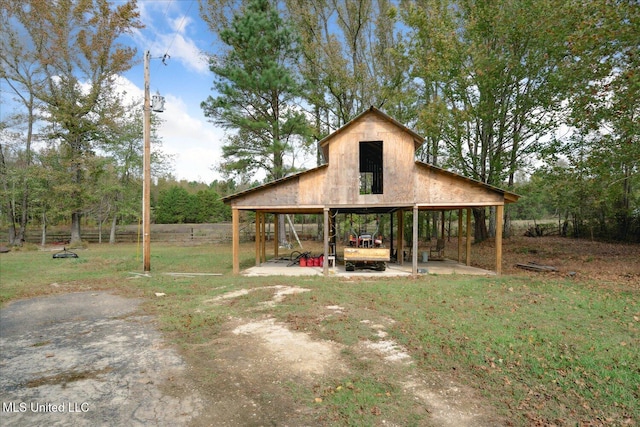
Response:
[299, 257, 307, 267]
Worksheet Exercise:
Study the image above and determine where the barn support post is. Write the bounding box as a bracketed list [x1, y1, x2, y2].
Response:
[412, 206, 419, 276]
[397, 210, 404, 265]
[466, 208, 472, 266]
[232, 208, 240, 275]
[496, 204, 504, 275]
[255, 212, 259, 266]
[329, 210, 336, 255]
[273, 214, 279, 259]
[457, 209, 463, 263]
[389, 213, 394, 261]
[255, 211, 261, 266]
[323, 208, 329, 276]
[260, 212, 267, 263]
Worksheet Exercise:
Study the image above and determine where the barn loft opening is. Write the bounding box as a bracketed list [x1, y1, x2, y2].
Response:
[359, 141, 383, 194]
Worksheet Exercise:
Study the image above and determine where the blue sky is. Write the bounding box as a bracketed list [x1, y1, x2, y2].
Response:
[119, 0, 226, 183]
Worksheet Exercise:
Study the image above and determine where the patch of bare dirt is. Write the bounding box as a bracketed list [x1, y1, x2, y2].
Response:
[355, 317, 503, 427]
[187, 286, 504, 427]
[187, 315, 345, 426]
[232, 317, 346, 379]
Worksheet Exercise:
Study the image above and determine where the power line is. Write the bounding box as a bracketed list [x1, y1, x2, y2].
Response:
[154, 0, 197, 72]
[161, 0, 174, 19]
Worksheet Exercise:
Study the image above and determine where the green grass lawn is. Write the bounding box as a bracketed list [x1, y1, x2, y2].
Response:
[1, 242, 638, 425]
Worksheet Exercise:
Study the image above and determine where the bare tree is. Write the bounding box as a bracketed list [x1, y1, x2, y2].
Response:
[0, 8, 47, 245]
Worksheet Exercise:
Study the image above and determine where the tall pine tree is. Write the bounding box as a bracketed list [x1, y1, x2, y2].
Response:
[201, 0, 312, 182]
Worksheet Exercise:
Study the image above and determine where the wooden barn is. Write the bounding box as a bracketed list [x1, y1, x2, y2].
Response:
[223, 106, 519, 276]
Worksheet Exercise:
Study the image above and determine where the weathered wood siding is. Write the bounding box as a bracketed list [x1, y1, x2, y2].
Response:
[321, 114, 416, 206]
[227, 110, 509, 210]
[413, 165, 505, 207]
[230, 176, 301, 209]
[297, 166, 327, 206]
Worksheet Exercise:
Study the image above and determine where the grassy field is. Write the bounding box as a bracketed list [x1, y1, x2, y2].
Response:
[0, 241, 638, 425]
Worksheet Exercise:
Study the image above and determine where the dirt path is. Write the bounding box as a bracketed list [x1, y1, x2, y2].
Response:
[188, 285, 504, 426]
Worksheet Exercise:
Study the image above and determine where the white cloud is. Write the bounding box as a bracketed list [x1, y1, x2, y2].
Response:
[113, 76, 224, 183]
[169, 15, 192, 33]
[115, 2, 224, 182]
[131, 3, 209, 75]
[157, 33, 210, 74]
[113, 75, 143, 101]
[158, 94, 225, 182]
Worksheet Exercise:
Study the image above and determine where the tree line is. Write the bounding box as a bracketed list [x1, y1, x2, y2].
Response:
[1, 0, 638, 245]
[153, 180, 232, 225]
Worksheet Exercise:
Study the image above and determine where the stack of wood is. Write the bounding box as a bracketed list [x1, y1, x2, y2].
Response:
[516, 261, 558, 272]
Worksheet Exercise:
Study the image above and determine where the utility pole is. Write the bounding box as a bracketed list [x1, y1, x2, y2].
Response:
[143, 50, 151, 272]
[142, 51, 166, 272]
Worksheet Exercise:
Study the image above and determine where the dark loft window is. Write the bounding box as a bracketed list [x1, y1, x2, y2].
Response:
[359, 141, 383, 194]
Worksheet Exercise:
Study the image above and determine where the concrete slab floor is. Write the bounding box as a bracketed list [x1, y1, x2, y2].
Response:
[242, 258, 495, 277]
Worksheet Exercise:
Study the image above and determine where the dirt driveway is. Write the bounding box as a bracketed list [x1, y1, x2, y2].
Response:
[0, 292, 202, 426]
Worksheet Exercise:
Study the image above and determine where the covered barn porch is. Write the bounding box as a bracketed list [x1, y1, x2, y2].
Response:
[231, 203, 506, 277]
